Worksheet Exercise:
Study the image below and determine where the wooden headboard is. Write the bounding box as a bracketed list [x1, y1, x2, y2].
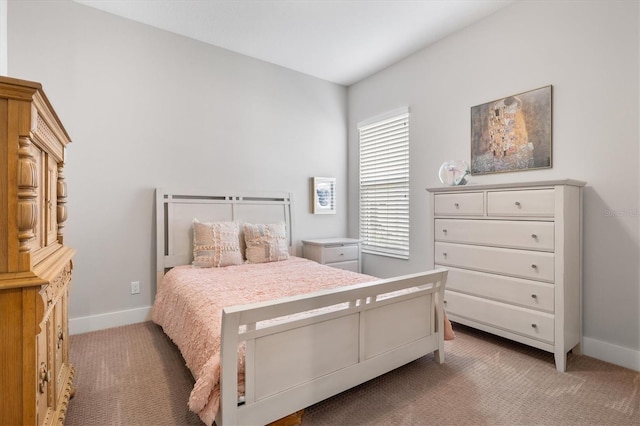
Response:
[156, 188, 293, 285]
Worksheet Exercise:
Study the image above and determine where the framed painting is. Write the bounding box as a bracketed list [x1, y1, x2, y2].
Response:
[470, 85, 552, 175]
[312, 177, 336, 214]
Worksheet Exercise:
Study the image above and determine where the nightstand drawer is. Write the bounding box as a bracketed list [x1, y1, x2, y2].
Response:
[329, 260, 359, 272]
[435, 242, 555, 282]
[487, 189, 554, 217]
[323, 245, 359, 263]
[434, 192, 484, 215]
[435, 219, 554, 251]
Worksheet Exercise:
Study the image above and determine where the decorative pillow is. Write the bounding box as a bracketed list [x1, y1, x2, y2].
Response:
[192, 219, 243, 267]
[243, 222, 289, 264]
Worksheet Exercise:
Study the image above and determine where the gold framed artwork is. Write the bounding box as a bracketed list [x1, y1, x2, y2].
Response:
[471, 85, 552, 175]
[312, 177, 336, 214]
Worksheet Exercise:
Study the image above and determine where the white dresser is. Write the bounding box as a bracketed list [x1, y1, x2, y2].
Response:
[427, 180, 585, 372]
[301, 238, 361, 273]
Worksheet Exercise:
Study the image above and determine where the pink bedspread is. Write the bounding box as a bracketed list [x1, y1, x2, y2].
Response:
[151, 257, 376, 425]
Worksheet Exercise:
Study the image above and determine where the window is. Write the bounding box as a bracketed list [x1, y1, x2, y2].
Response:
[358, 108, 410, 259]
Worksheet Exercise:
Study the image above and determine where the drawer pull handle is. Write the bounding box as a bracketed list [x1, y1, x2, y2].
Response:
[531, 294, 538, 299]
[38, 362, 51, 394]
[442, 229, 447, 234]
[515, 201, 521, 206]
[58, 327, 64, 349]
[454, 203, 459, 208]
[531, 264, 538, 269]
[531, 324, 538, 329]
[531, 234, 538, 239]
[442, 252, 447, 258]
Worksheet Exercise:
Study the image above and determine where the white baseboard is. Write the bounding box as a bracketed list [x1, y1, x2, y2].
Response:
[69, 306, 152, 335]
[582, 336, 640, 372]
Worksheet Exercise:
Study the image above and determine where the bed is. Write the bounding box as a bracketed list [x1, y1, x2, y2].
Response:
[152, 188, 449, 426]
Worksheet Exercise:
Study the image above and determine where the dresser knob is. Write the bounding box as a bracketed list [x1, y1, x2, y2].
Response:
[531, 294, 537, 299]
[442, 252, 447, 258]
[442, 229, 447, 234]
[531, 324, 538, 329]
[531, 234, 538, 239]
[531, 264, 538, 269]
[454, 203, 459, 208]
[515, 201, 521, 206]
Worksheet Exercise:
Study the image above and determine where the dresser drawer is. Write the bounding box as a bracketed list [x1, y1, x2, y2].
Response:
[435, 242, 554, 282]
[436, 265, 554, 312]
[487, 189, 554, 217]
[444, 291, 554, 344]
[323, 245, 359, 263]
[434, 192, 484, 216]
[434, 219, 554, 251]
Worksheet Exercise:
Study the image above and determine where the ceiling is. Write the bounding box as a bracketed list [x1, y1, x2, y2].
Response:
[73, 0, 515, 86]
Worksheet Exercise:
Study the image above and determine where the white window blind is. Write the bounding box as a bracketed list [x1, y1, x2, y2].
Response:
[358, 110, 410, 259]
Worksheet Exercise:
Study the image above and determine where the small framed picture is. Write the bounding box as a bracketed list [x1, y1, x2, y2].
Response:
[312, 177, 336, 214]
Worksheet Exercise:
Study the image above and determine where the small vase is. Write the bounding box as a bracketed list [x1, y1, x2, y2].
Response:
[438, 160, 470, 186]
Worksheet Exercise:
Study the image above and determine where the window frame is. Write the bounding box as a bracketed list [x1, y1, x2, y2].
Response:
[358, 107, 410, 260]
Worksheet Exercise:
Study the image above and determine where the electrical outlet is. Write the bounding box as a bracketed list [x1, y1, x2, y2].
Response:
[131, 281, 140, 295]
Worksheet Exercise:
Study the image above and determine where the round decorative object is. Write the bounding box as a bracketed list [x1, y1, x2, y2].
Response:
[438, 160, 470, 186]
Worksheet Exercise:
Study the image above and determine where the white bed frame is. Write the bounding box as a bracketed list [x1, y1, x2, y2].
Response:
[156, 188, 448, 426]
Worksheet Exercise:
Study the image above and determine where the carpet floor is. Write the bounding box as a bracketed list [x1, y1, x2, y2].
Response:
[65, 321, 638, 426]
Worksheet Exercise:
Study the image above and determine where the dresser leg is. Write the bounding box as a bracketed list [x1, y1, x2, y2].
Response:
[554, 351, 567, 372]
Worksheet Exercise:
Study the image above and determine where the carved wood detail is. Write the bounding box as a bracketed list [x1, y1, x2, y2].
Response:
[57, 164, 67, 243]
[46, 315, 54, 418]
[42, 263, 72, 306]
[56, 365, 75, 424]
[42, 405, 52, 426]
[34, 114, 63, 160]
[17, 136, 38, 252]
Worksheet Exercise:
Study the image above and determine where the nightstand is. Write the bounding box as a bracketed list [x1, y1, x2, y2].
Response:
[301, 238, 361, 273]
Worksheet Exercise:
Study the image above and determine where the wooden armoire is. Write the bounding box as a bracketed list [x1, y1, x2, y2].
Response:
[0, 76, 75, 425]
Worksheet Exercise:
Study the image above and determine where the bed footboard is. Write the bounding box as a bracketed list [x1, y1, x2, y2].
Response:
[218, 268, 448, 426]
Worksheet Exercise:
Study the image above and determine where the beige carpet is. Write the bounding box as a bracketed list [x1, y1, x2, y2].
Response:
[66, 321, 638, 426]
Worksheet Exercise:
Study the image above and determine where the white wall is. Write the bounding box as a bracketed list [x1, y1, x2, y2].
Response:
[348, 0, 639, 370]
[8, 0, 349, 332]
[0, 0, 6, 75]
